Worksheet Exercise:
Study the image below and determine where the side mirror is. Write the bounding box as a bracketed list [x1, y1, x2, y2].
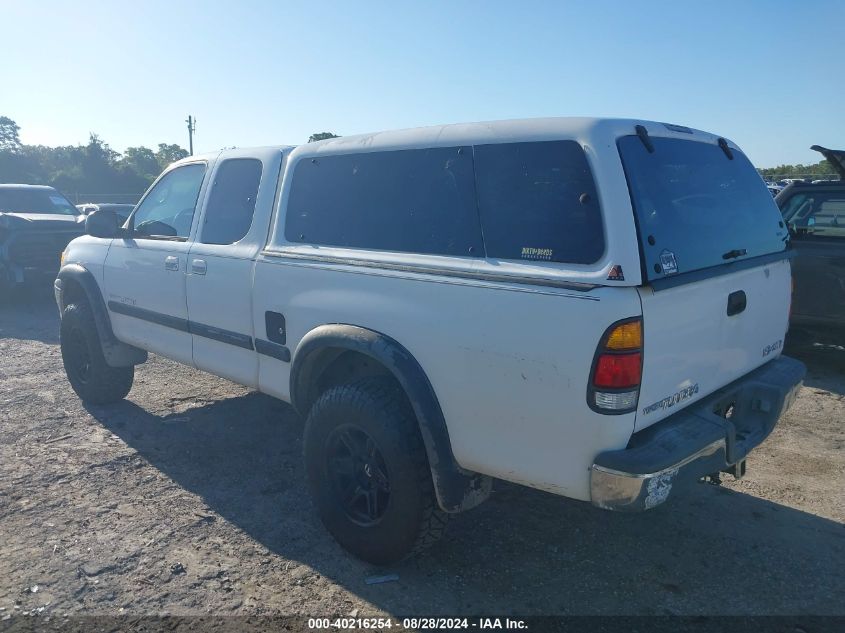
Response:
[85, 209, 122, 238]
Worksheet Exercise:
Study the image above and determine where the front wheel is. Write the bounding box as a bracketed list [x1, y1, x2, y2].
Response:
[303, 377, 448, 565]
[60, 302, 134, 404]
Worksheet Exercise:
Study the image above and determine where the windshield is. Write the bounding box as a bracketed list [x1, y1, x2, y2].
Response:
[618, 136, 787, 281]
[0, 189, 79, 216]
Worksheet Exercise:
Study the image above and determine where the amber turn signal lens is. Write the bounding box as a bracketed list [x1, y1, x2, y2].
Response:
[605, 320, 642, 350]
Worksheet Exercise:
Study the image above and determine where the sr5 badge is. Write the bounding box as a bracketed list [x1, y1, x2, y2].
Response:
[762, 339, 783, 358]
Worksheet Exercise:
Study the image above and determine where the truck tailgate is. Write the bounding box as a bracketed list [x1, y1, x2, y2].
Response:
[635, 257, 792, 431]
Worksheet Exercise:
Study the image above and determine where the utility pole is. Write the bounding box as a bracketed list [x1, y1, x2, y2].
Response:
[185, 115, 196, 155]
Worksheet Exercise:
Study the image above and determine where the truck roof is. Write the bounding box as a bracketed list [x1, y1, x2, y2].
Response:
[180, 146, 294, 164]
[294, 117, 731, 158]
[173, 117, 735, 168]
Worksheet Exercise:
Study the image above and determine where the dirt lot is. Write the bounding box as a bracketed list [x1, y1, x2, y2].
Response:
[1, 289, 843, 620]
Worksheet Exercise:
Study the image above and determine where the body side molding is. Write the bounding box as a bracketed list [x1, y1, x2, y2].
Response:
[104, 300, 290, 361]
[255, 338, 291, 362]
[107, 300, 189, 332]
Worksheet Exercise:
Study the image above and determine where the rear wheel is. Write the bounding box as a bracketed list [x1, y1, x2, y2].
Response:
[60, 302, 134, 404]
[303, 377, 448, 565]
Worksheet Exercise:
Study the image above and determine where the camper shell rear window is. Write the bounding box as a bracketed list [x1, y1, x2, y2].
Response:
[617, 136, 788, 281]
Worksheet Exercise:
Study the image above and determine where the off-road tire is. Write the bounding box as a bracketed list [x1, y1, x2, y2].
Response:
[303, 377, 448, 565]
[60, 302, 134, 404]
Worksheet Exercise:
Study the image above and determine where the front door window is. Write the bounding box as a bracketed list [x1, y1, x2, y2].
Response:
[131, 163, 206, 239]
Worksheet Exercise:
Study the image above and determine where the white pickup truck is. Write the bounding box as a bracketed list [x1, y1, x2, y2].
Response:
[56, 118, 805, 564]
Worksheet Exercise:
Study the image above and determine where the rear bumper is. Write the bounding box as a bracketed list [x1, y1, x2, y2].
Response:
[590, 355, 806, 511]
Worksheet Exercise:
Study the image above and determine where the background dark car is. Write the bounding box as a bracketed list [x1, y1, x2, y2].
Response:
[777, 146, 845, 343]
[75, 202, 135, 225]
[0, 184, 85, 291]
[767, 183, 784, 197]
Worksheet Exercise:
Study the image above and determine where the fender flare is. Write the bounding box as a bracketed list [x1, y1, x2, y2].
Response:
[290, 324, 492, 513]
[56, 264, 147, 367]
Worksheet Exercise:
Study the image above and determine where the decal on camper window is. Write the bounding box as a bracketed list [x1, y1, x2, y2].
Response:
[520, 247, 554, 261]
[659, 250, 679, 275]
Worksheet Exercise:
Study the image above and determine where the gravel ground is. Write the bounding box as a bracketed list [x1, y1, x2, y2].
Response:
[0, 288, 843, 620]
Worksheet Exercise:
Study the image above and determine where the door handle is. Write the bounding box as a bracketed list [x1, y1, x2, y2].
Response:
[164, 256, 179, 271]
[191, 258, 207, 275]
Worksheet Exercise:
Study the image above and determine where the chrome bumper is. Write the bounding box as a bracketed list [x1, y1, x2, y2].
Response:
[590, 355, 805, 512]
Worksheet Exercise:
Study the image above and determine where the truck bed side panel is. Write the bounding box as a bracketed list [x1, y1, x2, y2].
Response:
[253, 257, 642, 501]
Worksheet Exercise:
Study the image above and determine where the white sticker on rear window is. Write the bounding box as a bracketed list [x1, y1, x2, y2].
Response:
[520, 247, 554, 261]
[659, 250, 678, 275]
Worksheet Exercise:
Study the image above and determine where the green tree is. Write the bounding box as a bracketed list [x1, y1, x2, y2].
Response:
[0, 116, 22, 152]
[308, 132, 340, 143]
[122, 146, 161, 180]
[155, 143, 189, 168]
[758, 159, 836, 179]
[87, 134, 118, 161]
[0, 114, 187, 195]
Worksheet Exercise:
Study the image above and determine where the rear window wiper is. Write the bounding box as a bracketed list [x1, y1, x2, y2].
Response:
[722, 248, 747, 260]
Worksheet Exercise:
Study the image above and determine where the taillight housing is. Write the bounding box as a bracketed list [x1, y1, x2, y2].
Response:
[588, 317, 643, 414]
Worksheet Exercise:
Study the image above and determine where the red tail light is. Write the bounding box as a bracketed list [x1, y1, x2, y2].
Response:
[594, 352, 642, 389]
[588, 318, 643, 414]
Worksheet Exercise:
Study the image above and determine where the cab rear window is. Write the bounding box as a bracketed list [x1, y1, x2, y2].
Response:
[618, 136, 787, 281]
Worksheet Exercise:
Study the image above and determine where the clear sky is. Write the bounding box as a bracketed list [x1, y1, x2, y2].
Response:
[2, 0, 842, 167]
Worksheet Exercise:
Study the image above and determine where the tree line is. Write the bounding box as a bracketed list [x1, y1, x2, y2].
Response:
[757, 159, 837, 180]
[0, 116, 189, 201]
[0, 116, 343, 201]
